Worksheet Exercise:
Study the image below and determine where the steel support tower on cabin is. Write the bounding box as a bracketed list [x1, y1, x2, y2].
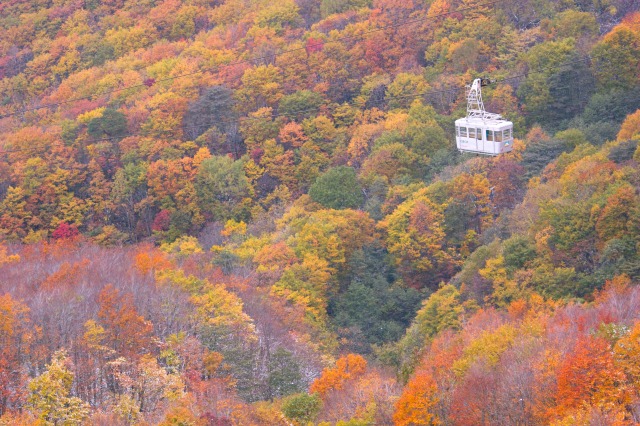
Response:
[455, 78, 514, 156]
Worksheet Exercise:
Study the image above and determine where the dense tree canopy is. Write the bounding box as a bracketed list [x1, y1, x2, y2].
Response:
[1, 0, 640, 423]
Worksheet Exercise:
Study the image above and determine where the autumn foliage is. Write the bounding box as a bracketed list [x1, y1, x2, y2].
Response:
[1, 0, 640, 423]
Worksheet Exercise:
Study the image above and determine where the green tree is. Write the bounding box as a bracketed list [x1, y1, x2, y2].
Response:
[170, 5, 198, 40]
[545, 10, 598, 40]
[530, 264, 581, 299]
[581, 86, 640, 128]
[278, 90, 324, 121]
[281, 393, 322, 424]
[518, 39, 592, 128]
[195, 156, 251, 221]
[334, 278, 422, 348]
[406, 101, 448, 157]
[254, 0, 301, 32]
[79, 34, 115, 67]
[608, 140, 639, 164]
[555, 128, 588, 148]
[309, 166, 363, 210]
[544, 58, 594, 128]
[183, 85, 236, 140]
[333, 247, 422, 348]
[267, 347, 304, 399]
[320, 0, 371, 18]
[521, 138, 569, 179]
[502, 235, 537, 271]
[87, 108, 128, 139]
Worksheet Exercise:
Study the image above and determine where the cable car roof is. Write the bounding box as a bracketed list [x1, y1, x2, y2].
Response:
[455, 116, 512, 127]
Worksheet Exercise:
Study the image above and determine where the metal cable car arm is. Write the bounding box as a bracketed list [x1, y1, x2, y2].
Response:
[466, 78, 502, 121]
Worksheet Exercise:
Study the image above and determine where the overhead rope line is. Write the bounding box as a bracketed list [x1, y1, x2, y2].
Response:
[0, 55, 603, 156]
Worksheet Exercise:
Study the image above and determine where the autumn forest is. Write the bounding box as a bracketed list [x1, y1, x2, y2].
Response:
[1, 0, 640, 424]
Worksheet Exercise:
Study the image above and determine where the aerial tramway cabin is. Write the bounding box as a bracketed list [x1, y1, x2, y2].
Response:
[455, 78, 513, 156]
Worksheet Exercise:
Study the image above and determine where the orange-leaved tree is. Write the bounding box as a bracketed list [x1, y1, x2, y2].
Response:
[309, 354, 367, 397]
[394, 370, 441, 426]
[555, 336, 629, 419]
[96, 284, 154, 359]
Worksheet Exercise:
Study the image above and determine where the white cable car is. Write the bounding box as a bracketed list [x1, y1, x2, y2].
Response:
[455, 78, 513, 156]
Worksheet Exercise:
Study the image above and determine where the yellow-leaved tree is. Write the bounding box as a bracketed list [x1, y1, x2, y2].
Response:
[27, 350, 90, 425]
[379, 189, 454, 287]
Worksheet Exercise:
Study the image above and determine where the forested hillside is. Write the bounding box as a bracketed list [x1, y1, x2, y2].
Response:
[1, 0, 640, 424]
